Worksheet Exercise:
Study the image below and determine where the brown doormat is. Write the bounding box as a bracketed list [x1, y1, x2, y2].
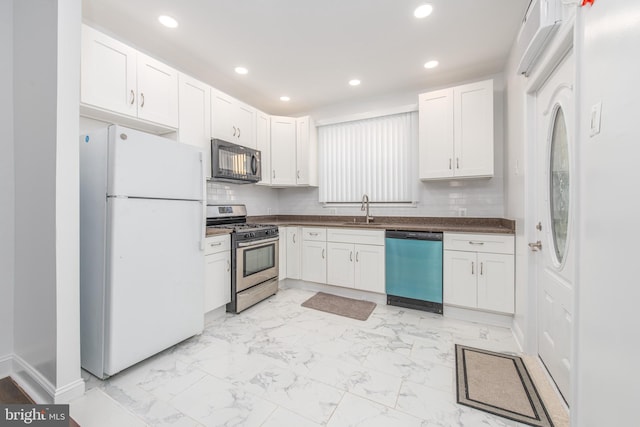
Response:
[301, 292, 376, 321]
[455, 345, 554, 427]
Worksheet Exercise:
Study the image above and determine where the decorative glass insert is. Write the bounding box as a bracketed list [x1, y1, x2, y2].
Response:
[549, 107, 569, 263]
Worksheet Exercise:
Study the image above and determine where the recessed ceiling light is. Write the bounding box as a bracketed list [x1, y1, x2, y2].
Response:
[414, 4, 433, 19]
[424, 60, 439, 69]
[349, 79, 361, 86]
[158, 15, 178, 28]
[280, 96, 290, 102]
[234, 66, 248, 75]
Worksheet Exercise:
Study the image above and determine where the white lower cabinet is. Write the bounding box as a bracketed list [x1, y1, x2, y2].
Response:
[302, 228, 327, 284]
[326, 229, 385, 294]
[286, 227, 301, 280]
[278, 227, 288, 280]
[327, 242, 354, 287]
[354, 244, 385, 294]
[443, 233, 514, 314]
[204, 235, 231, 313]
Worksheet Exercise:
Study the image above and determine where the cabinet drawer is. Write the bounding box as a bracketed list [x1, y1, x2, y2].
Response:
[327, 228, 384, 246]
[443, 233, 513, 254]
[204, 235, 230, 255]
[302, 227, 326, 241]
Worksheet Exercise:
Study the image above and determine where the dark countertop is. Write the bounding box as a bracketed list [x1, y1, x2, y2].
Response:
[247, 215, 515, 234]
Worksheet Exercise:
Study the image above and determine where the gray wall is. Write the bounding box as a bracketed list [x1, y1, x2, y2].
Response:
[13, 0, 59, 385]
[12, 0, 83, 401]
[0, 0, 15, 368]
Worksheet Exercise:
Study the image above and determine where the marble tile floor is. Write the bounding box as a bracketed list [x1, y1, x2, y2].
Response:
[75, 285, 528, 427]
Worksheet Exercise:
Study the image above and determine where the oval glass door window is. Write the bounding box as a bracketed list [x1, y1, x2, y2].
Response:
[549, 106, 569, 263]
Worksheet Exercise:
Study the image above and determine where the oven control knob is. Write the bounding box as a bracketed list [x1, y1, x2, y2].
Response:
[244, 233, 250, 239]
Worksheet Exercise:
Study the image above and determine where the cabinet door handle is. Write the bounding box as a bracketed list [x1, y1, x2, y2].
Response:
[237, 127, 241, 138]
[471, 261, 475, 275]
[140, 92, 145, 108]
[449, 158, 452, 170]
[356, 252, 359, 262]
[322, 249, 325, 259]
[130, 90, 135, 105]
[292, 233, 296, 244]
[480, 262, 483, 275]
[273, 170, 276, 179]
[226, 260, 230, 272]
[456, 157, 460, 169]
[350, 251, 353, 262]
[232, 126, 237, 137]
[297, 170, 300, 179]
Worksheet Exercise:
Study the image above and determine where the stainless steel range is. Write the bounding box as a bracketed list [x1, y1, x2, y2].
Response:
[206, 205, 279, 313]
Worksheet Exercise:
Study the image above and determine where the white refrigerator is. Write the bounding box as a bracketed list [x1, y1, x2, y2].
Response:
[80, 124, 205, 379]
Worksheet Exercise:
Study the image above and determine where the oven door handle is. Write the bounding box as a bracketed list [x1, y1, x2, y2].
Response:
[237, 236, 280, 248]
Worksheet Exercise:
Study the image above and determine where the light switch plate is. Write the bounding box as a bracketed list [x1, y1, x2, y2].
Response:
[590, 101, 602, 137]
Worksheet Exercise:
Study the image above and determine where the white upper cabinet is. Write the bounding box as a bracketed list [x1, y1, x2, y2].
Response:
[256, 111, 271, 186]
[267, 115, 318, 187]
[270, 116, 297, 186]
[80, 25, 178, 129]
[295, 116, 318, 186]
[211, 89, 256, 149]
[419, 79, 494, 180]
[178, 73, 211, 177]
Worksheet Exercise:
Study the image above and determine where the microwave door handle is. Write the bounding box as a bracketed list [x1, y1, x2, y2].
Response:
[251, 155, 258, 175]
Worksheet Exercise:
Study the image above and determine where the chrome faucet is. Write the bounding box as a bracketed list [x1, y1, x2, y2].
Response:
[361, 194, 374, 224]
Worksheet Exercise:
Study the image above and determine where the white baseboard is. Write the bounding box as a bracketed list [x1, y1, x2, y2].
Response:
[512, 318, 525, 353]
[443, 305, 514, 328]
[0, 354, 11, 378]
[11, 354, 85, 404]
[281, 279, 387, 305]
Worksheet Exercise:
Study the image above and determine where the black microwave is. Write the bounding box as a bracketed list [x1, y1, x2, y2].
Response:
[210, 139, 261, 184]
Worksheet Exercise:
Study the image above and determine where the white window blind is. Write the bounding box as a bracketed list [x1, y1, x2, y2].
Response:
[319, 112, 417, 203]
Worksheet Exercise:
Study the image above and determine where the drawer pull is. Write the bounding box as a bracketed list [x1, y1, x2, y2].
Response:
[209, 242, 222, 247]
[309, 232, 319, 236]
[468, 241, 485, 246]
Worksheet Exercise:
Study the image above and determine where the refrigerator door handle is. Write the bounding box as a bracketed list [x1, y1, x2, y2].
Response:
[200, 151, 206, 251]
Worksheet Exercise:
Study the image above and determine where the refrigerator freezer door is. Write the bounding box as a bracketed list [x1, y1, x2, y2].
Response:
[107, 125, 204, 201]
[104, 197, 204, 376]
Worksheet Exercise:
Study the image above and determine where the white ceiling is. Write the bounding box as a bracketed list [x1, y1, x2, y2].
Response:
[82, 0, 528, 116]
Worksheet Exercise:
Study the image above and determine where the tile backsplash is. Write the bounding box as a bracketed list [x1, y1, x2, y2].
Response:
[209, 178, 504, 218]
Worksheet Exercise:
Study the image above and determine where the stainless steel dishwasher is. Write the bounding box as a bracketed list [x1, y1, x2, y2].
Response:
[385, 230, 443, 314]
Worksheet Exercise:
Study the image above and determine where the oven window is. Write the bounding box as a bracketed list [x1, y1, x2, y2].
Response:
[243, 244, 275, 277]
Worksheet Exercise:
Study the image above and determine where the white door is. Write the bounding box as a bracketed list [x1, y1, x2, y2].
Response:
[327, 242, 354, 287]
[354, 244, 385, 293]
[453, 80, 494, 178]
[270, 116, 297, 185]
[443, 250, 477, 308]
[533, 52, 575, 403]
[136, 53, 179, 128]
[302, 241, 326, 284]
[418, 88, 454, 179]
[80, 25, 137, 117]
